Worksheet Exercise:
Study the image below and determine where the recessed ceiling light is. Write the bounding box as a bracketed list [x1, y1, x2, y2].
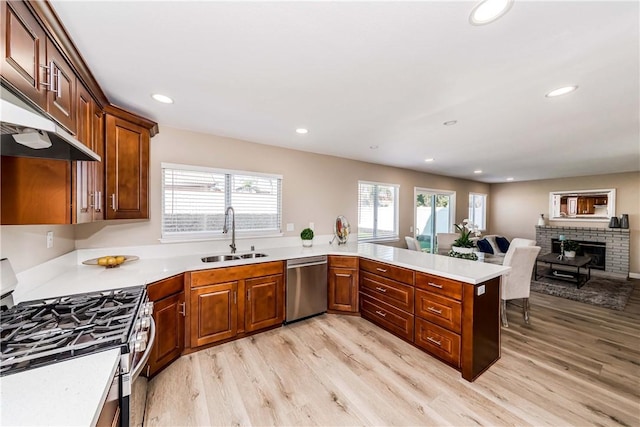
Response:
[424, 158, 435, 162]
[545, 86, 579, 98]
[506, 177, 514, 181]
[474, 170, 483, 174]
[469, 0, 513, 26]
[151, 93, 174, 104]
[369, 145, 379, 150]
[295, 128, 308, 134]
[443, 120, 458, 126]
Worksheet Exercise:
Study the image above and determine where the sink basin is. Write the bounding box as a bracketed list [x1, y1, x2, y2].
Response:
[201, 254, 240, 263]
[238, 253, 268, 259]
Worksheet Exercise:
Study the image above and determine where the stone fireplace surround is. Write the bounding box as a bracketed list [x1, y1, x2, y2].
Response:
[535, 225, 630, 277]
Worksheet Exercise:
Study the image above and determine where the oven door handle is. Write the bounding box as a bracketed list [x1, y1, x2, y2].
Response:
[131, 316, 156, 382]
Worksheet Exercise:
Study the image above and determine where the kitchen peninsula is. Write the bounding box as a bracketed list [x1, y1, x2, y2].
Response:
[2, 241, 509, 426]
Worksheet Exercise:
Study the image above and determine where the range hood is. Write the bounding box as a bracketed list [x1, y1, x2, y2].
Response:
[0, 89, 100, 162]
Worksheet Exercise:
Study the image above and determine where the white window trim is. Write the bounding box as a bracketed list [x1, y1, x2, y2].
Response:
[357, 180, 400, 243]
[160, 163, 283, 243]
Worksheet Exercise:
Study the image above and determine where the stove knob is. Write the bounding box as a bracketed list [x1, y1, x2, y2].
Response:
[136, 331, 148, 342]
[133, 338, 147, 353]
[133, 319, 142, 332]
[140, 316, 151, 329]
[142, 302, 154, 316]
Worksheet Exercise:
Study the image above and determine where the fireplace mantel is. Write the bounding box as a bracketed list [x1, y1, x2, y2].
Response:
[535, 225, 630, 277]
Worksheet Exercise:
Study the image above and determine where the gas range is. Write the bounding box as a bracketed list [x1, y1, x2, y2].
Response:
[0, 286, 149, 376]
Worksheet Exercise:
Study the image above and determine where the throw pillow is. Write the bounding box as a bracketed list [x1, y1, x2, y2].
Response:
[476, 238, 494, 254]
[495, 236, 510, 253]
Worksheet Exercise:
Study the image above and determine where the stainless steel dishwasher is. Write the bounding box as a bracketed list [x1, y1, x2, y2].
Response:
[286, 255, 328, 323]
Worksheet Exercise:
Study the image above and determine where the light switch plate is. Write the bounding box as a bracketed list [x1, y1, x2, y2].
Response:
[286, 223, 294, 232]
[46, 231, 54, 249]
[477, 285, 485, 296]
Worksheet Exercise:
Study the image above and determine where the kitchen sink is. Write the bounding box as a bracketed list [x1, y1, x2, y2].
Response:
[201, 254, 240, 263]
[238, 253, 268, 259]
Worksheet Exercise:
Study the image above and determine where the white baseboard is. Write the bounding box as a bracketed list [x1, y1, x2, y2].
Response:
[629, 272, 640, 279]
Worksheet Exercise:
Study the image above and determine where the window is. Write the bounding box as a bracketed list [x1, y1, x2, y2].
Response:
[161, 163, 282, 241]
[358, 181, 399, 242]
[468, 193, 487, 230]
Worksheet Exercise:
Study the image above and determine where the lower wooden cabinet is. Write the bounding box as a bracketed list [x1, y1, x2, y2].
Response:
[146, 274, 185, 378]
[190, 281, 238, 348]
[188, 261, 285, 350]
[360, 293, 414, 341]
[414, 317, 461, 367]
[328, 256, 359, 313]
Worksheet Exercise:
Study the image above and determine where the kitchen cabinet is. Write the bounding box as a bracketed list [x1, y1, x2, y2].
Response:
[1, 1, 76, 133]
[187, 261, 285, 349]
[74, 82, 100, 224]
[359, 259, 415, 341]
[145, 274, 185, 378]
[1, 156, 71, 224]
[577, 197, 595, 215]
[328, 256, 359, 313]
[105, 108, 152, 220]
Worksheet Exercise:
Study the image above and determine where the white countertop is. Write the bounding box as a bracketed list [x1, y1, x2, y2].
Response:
[2, 241, 509, 426]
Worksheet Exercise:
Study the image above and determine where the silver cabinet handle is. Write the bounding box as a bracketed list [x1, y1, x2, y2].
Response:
[111, 193, 117, 211]
[179, 302, 186, 316]
[89, 192, 95, 209]
[375, 310, 386, 318]
[54, 66, 61, 98]
[427, 336, 442, 347]
[95, 191, 102, 212]
[427, 306, 442, 315]
[39, 62, 54, 90]
[375, 286, 387, 293]
[376, 268, 387, 273]
[427, 282, 443, 289]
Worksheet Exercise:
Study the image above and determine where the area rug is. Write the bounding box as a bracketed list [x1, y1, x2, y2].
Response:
[530, 269, 635, 310]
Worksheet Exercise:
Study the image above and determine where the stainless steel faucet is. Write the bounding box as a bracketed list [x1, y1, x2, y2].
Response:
[223, 206, 236, 253]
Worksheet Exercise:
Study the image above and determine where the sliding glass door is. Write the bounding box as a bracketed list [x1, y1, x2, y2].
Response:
[414, 188, 455, 253]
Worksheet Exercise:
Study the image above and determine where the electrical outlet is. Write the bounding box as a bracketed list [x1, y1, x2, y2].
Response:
[286, 223, 294, 232]
[46, 231, 54, 249]
[477, 285, 485, 296]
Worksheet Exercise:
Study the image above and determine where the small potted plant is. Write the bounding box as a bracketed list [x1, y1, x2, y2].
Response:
[300, 228, 314, 247]
[563, 240, 579, 258]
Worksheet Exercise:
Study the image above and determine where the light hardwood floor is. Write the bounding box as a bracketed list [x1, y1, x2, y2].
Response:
[145, 284, 640, 426]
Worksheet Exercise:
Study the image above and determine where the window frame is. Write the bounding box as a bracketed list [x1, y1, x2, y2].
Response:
[357, 180, 400, 243]
[160, 162, 283, 242]
[468, 192, 487, 231]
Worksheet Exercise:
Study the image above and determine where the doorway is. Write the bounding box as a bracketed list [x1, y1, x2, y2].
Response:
[414, 188, 455, 253]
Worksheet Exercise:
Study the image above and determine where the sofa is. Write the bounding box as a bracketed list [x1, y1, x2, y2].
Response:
[475, 234, 512, 257]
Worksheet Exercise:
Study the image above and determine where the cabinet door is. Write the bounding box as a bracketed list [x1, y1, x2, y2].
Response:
[1, 0, 47, 108]
[245, 274, 284, 332]
[105, 115, 150, 219]
[190, 282, 237, 347]
[45, 38, 76, 132]
[328, 267, 358, 312]
[147, 292, 185, 378]
[74, 83, 93, 224]
[91, 108, 105, 221]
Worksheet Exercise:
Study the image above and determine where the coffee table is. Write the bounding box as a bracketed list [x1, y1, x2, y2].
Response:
[535, 253, 592, 289]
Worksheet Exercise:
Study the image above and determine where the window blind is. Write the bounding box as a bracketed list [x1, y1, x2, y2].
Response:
[357, 181, 399, 242]
[162, 164, 282, 240]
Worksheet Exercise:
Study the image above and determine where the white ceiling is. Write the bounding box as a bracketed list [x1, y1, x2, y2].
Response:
[51, 1, 639, 183]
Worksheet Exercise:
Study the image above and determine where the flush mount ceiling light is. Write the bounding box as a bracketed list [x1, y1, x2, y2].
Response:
[424, 158, 435, 162]
[369, 145, 379, 150]
[151, 94, 174, 104]
[469, 0, 513, 26]
[295, 128, 308, 134]
[474, 170, 483, 174]
[545, 85, 579, 98]
[443, 120, 458, 126]
[506, 177, 514, 181]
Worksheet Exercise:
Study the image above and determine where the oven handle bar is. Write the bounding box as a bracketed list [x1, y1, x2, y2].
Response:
[131, 316, 156, 382]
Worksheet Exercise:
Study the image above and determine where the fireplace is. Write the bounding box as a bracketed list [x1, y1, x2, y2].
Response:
[552, 239, 606, 270]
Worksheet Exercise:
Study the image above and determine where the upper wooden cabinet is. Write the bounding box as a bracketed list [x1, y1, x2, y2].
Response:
[44, 37, 75, 132]
[105, 108, 153, 220]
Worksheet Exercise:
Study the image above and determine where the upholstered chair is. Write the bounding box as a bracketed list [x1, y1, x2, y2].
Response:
[508, 238, 536, 249]
[436, 233, 459, 255]
[404, 236, 422, 251]
[501, 245, 542, 327]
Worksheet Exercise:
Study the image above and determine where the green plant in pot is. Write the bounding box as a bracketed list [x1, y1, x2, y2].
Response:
[301, 228, 314, 247]
[449, 219, 478, 260]
[563, 240, 579, 258]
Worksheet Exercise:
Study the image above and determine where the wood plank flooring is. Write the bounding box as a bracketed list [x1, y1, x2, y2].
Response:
[145, 283, 640, 426]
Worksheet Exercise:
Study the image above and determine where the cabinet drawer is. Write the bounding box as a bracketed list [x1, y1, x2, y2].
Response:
[415, 289, 461, 333]
[360, 271, 414, 313]
[190, 261, 284, 288]
[328, 255, 358, 269]
[359, 259, 414, 285]
[414, 318, 461, 367]
[360, 293, 414, 342]
[147, 274, 184, 301]
[415, 272, 463, 301]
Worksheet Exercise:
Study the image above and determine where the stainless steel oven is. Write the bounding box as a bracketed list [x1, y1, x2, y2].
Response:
[0, 285, 154, 427]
